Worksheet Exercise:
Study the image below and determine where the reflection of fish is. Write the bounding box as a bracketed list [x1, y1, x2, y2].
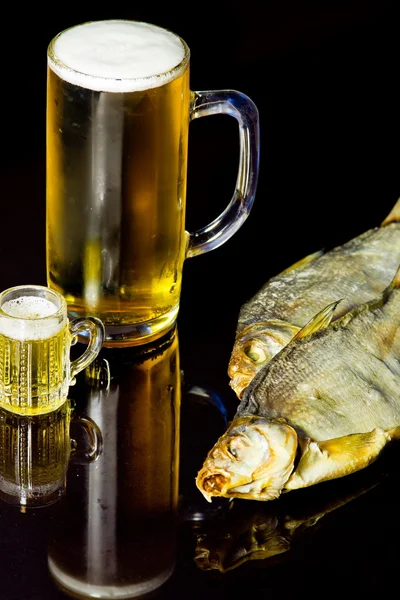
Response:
[197, 266, 400, 502]
[228, 199, 400, 398]
[195, 454, 388, 573]
[195, 509, 290, 572]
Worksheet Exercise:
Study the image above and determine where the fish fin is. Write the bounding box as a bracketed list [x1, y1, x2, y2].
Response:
[389, 264, 400, 289]
[278, 249, 324, 276]
[292, 299, 342, 341]
[386, 424, 400, 440]
[381, 197, 400, 226]
[284, 428, 390, 491]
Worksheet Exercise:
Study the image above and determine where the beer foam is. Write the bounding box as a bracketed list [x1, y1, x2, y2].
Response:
[48, 20, 187, 93]
[0, 296, 64, 340]
[2, 297, 57, 319]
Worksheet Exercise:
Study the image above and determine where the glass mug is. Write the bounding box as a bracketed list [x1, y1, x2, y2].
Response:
[0, 285, 104, 415]
[0, 402, 102, 509]
[46, 19, 260, 346]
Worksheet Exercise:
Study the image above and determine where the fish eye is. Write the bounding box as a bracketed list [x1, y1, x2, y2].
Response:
[228, 446, 238, 458]
[227, 438, 243, 459]
[243, 343, 267, 364]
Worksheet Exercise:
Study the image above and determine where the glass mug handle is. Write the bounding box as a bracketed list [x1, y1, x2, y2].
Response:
[187, 90, 260, 257]
[69, 317, 105, 381]
[70, 414, 103, 464]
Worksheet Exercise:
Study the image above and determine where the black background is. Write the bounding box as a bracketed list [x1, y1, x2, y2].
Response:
[1, 1, 400, 383]
[1, 3, 400, 598]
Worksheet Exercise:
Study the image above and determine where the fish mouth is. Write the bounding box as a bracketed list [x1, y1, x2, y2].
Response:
[196, 469, 238, 503]
[196, 466, 282, 503]
[201, 472, 230, 498]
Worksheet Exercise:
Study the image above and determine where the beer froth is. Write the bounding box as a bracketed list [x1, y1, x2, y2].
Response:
[2, 297, 57, 319]
[48, 20, 187, 92]
[0, 296, 63, 340]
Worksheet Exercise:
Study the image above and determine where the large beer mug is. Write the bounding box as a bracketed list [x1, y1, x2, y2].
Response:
[46, 19, 260, 346]
[0, 285, 104, 415]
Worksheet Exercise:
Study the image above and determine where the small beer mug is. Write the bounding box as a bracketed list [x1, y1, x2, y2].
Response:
[0, 285, 104, 415]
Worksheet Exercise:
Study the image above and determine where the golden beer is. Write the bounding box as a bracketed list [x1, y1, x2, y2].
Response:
[0, 328, 69, 413]
[47, 21, 190, 344]
[0, 285, 104, 415]
[46, 20, 260, 346]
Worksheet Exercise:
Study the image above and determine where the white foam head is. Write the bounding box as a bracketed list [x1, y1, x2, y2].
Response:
[48, 20, 188, 93]
[0, 296, 65, 341]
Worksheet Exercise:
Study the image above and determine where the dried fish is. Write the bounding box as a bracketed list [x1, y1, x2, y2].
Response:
[229, 199, 400, 398]
[197, 265, 400, 502]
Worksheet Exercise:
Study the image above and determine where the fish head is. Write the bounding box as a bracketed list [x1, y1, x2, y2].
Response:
[228, 321, 300, 398]
[196, 415, 298, 502]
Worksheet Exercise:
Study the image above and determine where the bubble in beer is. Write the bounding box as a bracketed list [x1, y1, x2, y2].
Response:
[49, 20, 187, 92]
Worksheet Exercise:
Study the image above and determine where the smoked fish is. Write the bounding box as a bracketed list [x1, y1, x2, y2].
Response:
[229, 198, 400, 398]
[197, 265, 400, 502]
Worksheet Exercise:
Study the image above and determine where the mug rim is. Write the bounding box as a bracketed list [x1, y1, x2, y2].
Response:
[47, 19, 191, 93]
[0, 285, 66, 322]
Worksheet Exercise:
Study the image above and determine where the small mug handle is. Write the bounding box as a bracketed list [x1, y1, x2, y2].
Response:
[186, 89, 260, 258]
[70, 414, 103, 464]
[69, 317, 105, 381]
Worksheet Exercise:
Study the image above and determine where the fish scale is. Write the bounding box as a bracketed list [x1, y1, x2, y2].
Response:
[240, 293, 400, 440]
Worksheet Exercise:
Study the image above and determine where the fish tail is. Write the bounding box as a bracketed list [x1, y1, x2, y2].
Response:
[381, 197, 400, 226]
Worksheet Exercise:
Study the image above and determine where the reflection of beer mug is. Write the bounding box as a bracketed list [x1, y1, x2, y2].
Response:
[0, 285, 104, 415]
[0, 402, 102, 509]
[48, 327, 180, 598]
[46, 19, 260, 346]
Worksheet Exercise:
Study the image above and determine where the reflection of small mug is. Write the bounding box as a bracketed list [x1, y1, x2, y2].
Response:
[46, 19, 260, 346]
[0, 402, 102, 509]
[0, 285, 104, 415]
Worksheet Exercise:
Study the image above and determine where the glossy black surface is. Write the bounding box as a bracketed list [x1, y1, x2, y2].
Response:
[1, 2, 400, 599]
[1, 326, 400, 600]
